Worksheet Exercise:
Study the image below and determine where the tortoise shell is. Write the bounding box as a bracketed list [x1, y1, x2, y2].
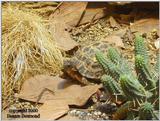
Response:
[65, 41, 110, 80]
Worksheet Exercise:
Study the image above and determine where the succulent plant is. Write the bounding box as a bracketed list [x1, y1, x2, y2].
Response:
[107, 47, 121, 64]
[101, 75, 122, 94]
[107, 47, 133, 75]
[96, 34, 159, 120]
[96, 51, 122, 82]
[135, 55, 156, 90]
[135, 34, 149, 64]
[101, 75, 125, 102]
[138, 102, 158, 120]
[112, 101, 133, 120]
[154, 51, 160, 81]
[120, 74, 147, 104]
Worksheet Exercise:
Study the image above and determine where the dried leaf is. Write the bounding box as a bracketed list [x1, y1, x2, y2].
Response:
[39, 100, 69, 120]
[111, 27, 128, 38]
[101, 35, 124, 48]
[51, 84, 101, 106]
[78, 2, 114, 25]
[50, 21, 78, 51]
[49, 2, 115, 51]
[130, 18, 159, 35]
[49, 2, 88, 51]
[17, 76, 100, 120]
[17, 75, 101, 106]
[38, 84, 100, 120]
[16, 75, 73, 102]
[109, 16, 120, 28]
[50, 2, 88, 27]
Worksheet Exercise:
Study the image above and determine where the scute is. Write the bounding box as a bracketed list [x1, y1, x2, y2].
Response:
[74, 41, 109, 79]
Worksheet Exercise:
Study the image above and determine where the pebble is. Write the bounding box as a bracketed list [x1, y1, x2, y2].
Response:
[68, 109, 110, 120]
[70, 16, 119, 45]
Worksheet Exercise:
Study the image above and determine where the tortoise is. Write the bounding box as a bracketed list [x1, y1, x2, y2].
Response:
[63, 41, 112, 85]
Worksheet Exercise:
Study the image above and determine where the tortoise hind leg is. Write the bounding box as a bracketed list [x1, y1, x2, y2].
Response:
[65, 68, 91, 85]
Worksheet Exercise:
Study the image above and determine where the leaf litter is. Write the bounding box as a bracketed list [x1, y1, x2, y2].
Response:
[16, 75, 101, 119]
[49, 2, 114, 51]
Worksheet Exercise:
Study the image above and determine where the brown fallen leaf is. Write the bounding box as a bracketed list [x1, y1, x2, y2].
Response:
[17, 75, 101, 106]
[39, 100, 69, 120]
[130, 18, 159, 35]
[17, 76, 100, 120]
[50, 2, 116, 27]
[50, 2, 88, 27]
[109, 16, 120, 28]
[101, 35, 124, 48]
[49, 2, 115, 51]
[16, 75, 73, 102]
[78, 2, 115, 26]
[54, 84, 100, 106]
[111, 28, 128, 38]
[49, 2, 87, 51]
[49, 21, 78, 51]
[38, 84, 100, 120]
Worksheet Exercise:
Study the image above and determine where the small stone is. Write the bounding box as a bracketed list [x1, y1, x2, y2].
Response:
[87, 113, 92, 116]
[97, 111, 102, 115]
[70, 109, 76, 116]
[15, 100, 19, 103]
[75, 110, 80, 116]
[105, 116, 109, 120]
[94, 111, 98, 116]
[90, 106, 94, 109]
[102, 113, 106, 117]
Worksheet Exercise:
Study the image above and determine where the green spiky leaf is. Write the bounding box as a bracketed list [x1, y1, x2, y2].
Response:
[101, 75, 122, 95]
[107, 47, 133, 74]
[120, 74, 146, 101]
[107, 47, 121, 64]
[135, 55, 156, 90]
[96, 51, 121, 81]
[135, 34, 149, 64]
[139, 102, 156, 120]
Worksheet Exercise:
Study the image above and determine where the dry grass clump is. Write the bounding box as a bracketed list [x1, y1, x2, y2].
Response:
[2, 5, 63, 109]
[2, 2, 58, 18]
